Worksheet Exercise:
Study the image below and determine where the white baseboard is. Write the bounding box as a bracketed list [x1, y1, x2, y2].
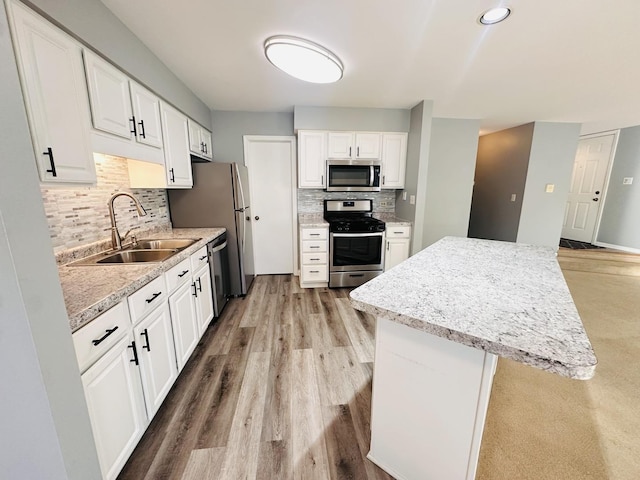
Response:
[593, 241, 640, 254]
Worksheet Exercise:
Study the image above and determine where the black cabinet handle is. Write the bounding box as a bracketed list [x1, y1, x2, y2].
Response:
[192, 282, 198, 298]
[357, 146, 360, 157]
[138, 119, 146, 139]
[130, 116, 137, 137]
[199, 255, 207, 261]
[178, 269, 189, 278]
[169, 168, 175, 183]
[141, 328, 151, 352]
[349, 146, 352, 157]
[200, 141, 205, 153]
[91, 326, 119, 346]
[128, 341, 139, 365]
[204, 143, 208, 154]
[197, 277, 202, 292]
[145, 291, 162, 304]
[43, 147, 57, 177]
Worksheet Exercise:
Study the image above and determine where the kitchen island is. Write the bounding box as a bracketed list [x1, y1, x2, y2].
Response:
[350, 236, 597, 480]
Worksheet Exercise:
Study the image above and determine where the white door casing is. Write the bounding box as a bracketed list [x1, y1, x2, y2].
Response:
[562, 132, 617, 243]
[243, 136, 297, 275]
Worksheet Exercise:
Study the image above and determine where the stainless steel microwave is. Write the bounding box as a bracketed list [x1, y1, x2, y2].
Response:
[326, 159, 381, 192]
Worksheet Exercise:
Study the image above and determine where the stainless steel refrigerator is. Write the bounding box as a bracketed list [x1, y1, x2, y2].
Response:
[168, 162, 255, 296]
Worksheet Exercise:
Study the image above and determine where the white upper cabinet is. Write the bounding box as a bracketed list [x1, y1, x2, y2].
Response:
[187, 119, 213, 161]
[298, 130, 327, 188]
[8, 0, 96, 184]
[84, 50, 164, 162]
[381, 133, 408, 189]
[327, 132, 382, 159]
[130, 82, 163, 149]
[161, 102, 193, 188]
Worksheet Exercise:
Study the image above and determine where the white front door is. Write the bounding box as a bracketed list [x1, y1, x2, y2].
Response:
[243, 136, 297, 275]
[562, 133, 616, 242]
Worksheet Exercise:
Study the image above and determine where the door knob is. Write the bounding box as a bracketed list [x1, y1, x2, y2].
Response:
[246, 216, 250, 221]
[592, 197, 599, 202]
[595, 191, 600, 194]
[254, 216, 260, 221]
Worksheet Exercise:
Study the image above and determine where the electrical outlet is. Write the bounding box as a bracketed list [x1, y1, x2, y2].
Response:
[159, 206, 167, 216]
[510, 194, 517, 202]
[545, 184, 555, 193]
[402, 191, 407, 201]
[409, 195, 416, 205]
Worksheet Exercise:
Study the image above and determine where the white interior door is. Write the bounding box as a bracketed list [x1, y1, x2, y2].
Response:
[243, 136, 297, 275]
[562, 133, 616, 242]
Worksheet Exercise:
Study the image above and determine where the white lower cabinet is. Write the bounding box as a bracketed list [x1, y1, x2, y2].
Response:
[132, 303, 178, 418]
[384, 225, 412, 271]
[194, 265, 214, 336]
[81, 334, 147, 480]
[169, 279, 200, 372]
[299, 225, 329, 288]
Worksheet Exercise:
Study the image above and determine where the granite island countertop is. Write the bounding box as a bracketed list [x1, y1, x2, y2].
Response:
[59, 227, 225, 332]
[350, 236, 597, 380]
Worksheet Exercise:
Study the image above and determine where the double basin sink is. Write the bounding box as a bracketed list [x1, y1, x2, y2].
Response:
[69, 238, 201, 266]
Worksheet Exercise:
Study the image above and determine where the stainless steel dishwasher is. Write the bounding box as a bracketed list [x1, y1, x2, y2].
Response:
[207, 232, 230, 318]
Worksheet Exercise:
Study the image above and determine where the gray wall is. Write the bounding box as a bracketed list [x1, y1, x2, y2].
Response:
[25, 0, 211, 127]
[421, 118, 480, 247]
[468, 123, 534, 242]
[293, 106, 410, 132]
[597, 126, 640, 249]
[211, 111, 294, 164]
[0, 4, 101, 477]
[517, 122, 580, 248]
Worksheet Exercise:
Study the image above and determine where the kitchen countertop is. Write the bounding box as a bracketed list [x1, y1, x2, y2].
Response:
[350, 236, 597, 380]
[59, 228, 225, 332]
[372, 213, 412, 226]
[298, 213, 328, 227]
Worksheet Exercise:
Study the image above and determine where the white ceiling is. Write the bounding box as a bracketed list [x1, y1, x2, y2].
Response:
[100, 0, 640, 134]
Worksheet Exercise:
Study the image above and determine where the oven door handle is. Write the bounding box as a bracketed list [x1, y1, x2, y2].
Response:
[331, 232, 385, 238]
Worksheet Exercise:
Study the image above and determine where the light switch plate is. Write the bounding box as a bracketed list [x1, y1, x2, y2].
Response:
[409, 195, 416, 205]
[402, 191, 407, 200]
[510, 194, 517, 202]
[545, 184, 555, 193]
[623, 177, 633, 185]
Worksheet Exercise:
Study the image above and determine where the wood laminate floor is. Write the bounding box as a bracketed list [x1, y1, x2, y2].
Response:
[118, 274, 393, 480]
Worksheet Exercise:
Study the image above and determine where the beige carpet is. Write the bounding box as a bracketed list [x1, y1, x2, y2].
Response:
[476, 249, 640, 480]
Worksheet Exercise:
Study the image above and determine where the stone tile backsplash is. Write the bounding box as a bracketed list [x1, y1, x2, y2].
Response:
[297, 189, 396, 214]
[41, 154, 170, 252]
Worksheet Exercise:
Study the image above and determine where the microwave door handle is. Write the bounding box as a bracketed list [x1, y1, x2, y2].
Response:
[370, 166, 374, 187]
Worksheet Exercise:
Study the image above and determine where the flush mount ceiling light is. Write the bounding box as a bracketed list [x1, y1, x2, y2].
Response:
[264, 35, 343, 84]
[479, 7, 511, 25]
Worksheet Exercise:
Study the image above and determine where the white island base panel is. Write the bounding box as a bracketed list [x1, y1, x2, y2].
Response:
[368, 317, 497, 480]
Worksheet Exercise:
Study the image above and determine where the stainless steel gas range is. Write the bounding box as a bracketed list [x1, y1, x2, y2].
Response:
[324, 199, 385, 288]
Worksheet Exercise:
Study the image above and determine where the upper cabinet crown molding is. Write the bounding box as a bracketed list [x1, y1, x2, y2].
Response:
[7, 0, 97, 184]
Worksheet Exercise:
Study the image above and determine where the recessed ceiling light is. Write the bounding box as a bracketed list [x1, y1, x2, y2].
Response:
[479, 7, 511, 25]
[264, 35, 343, 84]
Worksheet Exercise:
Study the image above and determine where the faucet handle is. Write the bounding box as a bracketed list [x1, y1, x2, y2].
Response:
[121, 227, 140, 246]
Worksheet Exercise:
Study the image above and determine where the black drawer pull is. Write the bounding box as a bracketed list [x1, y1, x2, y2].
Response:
[349, 274, 365, 278]
[310, 258, 320, 261]
[43, 147, 57, 177]
[178, 269, 189, 278]
[309, 233, 320, 236]
[199, 255, 207, 261]
[310, 246, 320, 249]
[310, 270, 319, 273]
[394, 231, 404, 234]
[192, 282, 198, 297]
[128, 341, 139, 365]
[91, 326, 119, 346]
[141, 328, 151, 352]
[145, 292, 162, 304]
[138, 119, 146, 139]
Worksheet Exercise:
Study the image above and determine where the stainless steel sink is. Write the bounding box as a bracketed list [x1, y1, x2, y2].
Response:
[133, 238, 199, 250]
[96, 249, 178, 264]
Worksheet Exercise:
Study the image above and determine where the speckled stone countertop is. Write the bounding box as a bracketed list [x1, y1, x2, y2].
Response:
[298, 213, 328, 228]
[350, 236, 597, 380]
[373, 213, 412, 226]
[59, 228, 225, 332]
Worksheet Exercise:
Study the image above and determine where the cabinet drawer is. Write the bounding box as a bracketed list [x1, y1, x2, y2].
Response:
[128, 275, 167, 324]
[301, 227, 328, 240]
[190, 246, 208, 272]
[386, 225, 411, 238]
[165, 257, 192, 293]
[301, 265, 328, 282]
[72, 301, 130, 373]
[302, 252, 327, 265]
[302, 240, 327, 253]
